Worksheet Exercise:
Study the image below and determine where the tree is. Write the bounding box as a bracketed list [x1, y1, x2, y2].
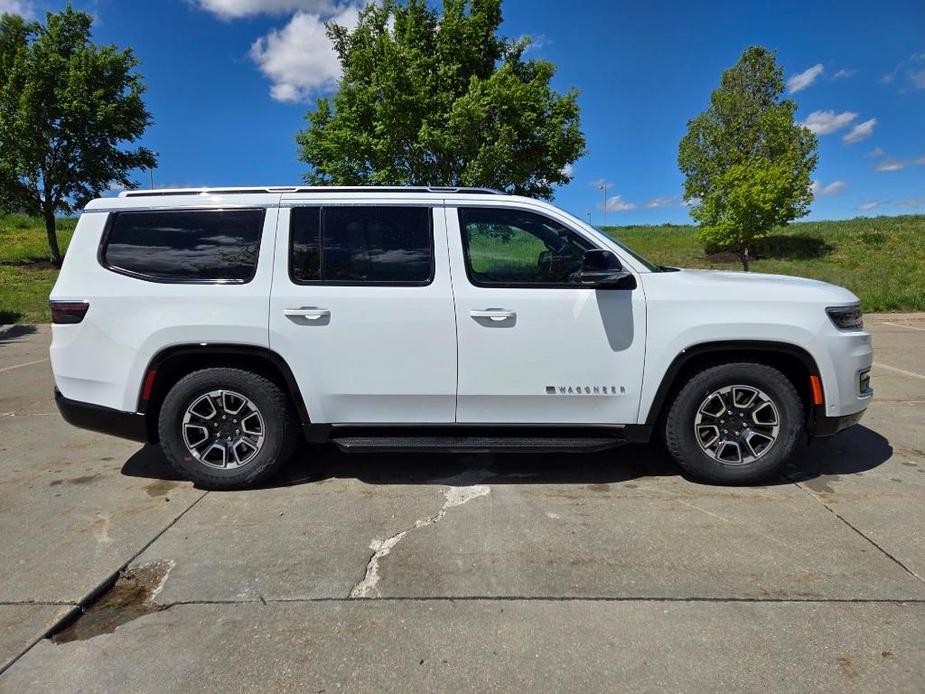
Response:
[297, 0, 584, 199]
[0, 6, 155, 265]
[678, 46, 817, 270]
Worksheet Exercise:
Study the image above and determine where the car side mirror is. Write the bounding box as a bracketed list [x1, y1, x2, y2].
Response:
[580, 250, 634, 288]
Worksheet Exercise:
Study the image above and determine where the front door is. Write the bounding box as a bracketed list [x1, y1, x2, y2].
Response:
[269, 201, 457, 423]
[447, 205, 647, 425]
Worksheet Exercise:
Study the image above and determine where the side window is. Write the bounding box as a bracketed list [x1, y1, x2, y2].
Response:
[101, 209, 265, 283]
[290, 206, 434, 285]
[459, 207, 594, 287]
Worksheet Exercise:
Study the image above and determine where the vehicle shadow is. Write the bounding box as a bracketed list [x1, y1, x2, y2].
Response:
[120, 425, 893, 490]
[0, 324, 37, 342]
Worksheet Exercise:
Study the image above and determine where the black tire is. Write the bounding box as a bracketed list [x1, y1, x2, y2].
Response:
[158, 368, 299, 490]
[664, 362, 804, 485]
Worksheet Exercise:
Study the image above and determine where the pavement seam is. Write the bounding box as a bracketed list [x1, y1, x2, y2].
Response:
[0, 602, 78, 607]
[158, 596, 925, 606]
[787, 476, 925, 586]
[0, 489, 210, 678]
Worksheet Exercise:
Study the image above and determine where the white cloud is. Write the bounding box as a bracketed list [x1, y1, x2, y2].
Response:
[787, 64, 824, 93]
[810, 180, 847, 196]
[857, 201, 879, 211]
[842, 118, 877, 144]
[602, 195, 637, 212]
[0, 0, 34, 17]
[911, 68, 925, 90]
[589, 179, 612, 190]
[881, 53, 925, 90]
[800, 110, 857, 135]
[896, 197, 925, 210]
[874, 155, 925, 172]
[866, 147, 885, 158]
[644, 195, 679, 208]
[195, 0, 337, 19]
[876, 161, 906, 172]
[560, 163, 574, 178]
[250, 5, 360, 103]
[832, 68, 856, 79]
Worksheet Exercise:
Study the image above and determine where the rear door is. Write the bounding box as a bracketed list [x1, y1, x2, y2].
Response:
[269, 197, 457, 423]
[447, 203, 647, 425]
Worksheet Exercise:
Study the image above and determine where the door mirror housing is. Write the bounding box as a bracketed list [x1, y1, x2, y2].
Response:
[580, 250, 635, 288]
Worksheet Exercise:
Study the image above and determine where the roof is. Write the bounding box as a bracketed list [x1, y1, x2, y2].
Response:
[119, 186, 503, 198]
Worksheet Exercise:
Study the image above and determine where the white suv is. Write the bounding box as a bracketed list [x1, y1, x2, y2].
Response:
[49, 187, 873, 489]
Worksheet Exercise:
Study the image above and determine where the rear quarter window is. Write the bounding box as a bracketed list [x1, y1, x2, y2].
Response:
[100, 209, 266, 283]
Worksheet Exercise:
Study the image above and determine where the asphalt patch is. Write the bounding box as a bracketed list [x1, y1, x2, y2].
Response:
[51, 561, 172, 644]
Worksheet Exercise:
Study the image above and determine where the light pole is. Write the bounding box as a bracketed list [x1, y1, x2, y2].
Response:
[148, 152, 160, 189]
[597, 181, 609, 228]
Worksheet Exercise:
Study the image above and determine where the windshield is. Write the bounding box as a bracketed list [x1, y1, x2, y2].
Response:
[562, 212, 661, 272]
[606, 235, 660, 272]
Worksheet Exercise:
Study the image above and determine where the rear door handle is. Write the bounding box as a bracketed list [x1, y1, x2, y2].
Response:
[470, 309, 516, 322]
[284, 308, 330, 320]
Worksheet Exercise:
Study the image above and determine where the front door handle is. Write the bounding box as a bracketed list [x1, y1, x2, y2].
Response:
[470, 309, 516, 322]
[284, 308, 330, 320]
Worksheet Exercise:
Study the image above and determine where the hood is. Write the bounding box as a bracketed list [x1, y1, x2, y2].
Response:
[651, 268, 860, 305]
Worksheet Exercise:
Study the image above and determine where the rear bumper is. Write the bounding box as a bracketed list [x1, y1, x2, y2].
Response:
[54, 389, 149, 443]
[812, 408, 867, 438]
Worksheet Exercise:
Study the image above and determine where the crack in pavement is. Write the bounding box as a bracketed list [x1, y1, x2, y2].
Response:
[787, 475, 925, 585]
[349, 470, 492, 599]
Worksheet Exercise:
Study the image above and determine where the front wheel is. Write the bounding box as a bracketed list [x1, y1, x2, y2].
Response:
[158, 368, 299, 490]
[664, 362, 804, 485]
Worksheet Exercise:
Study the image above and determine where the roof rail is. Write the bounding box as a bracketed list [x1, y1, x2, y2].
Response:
[120, 186, 503, 198]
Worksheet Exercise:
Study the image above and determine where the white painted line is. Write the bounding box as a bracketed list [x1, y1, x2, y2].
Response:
[0, 358, 49, 374]
[882, 321, 925, 332]
[873, 361, 925, 381]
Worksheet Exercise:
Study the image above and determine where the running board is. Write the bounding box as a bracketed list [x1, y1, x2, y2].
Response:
[332, 435, 624, 454]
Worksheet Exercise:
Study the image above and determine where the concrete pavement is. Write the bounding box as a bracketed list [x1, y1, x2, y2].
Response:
[0, 316, 923, 692]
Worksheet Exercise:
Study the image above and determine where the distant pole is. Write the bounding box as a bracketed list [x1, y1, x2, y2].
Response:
[149, 168, 154, 189]
[598, 182, 609, 228]
[586, 211, 592, 225]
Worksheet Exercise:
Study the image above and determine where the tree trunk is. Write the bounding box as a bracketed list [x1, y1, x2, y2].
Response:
[43, 209, 62, 267]
[740, 246, 750, 272]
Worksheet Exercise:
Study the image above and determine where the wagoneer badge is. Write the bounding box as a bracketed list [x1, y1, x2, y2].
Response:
[546, 385, 625, 395]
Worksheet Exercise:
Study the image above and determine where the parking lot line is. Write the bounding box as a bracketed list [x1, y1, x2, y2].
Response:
[0, 358, 49, 374]
[873, 361, 925, 380]
[882, 321, 925, 332]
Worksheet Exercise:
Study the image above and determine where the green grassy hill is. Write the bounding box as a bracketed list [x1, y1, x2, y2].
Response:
[606, 215, 925, 313]
[1, 213, 923, 323]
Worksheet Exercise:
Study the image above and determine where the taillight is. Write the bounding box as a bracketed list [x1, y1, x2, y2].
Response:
[50, 301, 89, 324]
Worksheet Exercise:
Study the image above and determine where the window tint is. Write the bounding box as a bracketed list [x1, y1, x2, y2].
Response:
[459, 208, 594, 287]
[102, 209, 265, 283]
[290, 206, 433, 285]
[290, 207, 321, 282]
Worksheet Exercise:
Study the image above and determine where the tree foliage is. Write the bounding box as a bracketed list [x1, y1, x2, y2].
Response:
[0, 5, 155, 264]
[678, 46, 817, 270]
[297, 0, 584, 199]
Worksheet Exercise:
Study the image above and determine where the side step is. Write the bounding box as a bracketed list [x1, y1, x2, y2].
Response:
[332, 436, 624, 454]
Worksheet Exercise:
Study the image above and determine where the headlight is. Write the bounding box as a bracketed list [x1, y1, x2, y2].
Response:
[826, 305, 864, 331]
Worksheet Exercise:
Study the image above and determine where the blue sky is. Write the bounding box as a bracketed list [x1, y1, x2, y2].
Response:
[5, 0, 924, 224]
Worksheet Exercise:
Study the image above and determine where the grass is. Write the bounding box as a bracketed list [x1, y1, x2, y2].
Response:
[0, 214, 76, 323]
[1, 213, 923, 323]
[605, 215, 925, 312]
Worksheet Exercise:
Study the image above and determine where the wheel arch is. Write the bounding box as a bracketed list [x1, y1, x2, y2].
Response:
[138, 344, 314, 443]
[644, 340, 822, 428]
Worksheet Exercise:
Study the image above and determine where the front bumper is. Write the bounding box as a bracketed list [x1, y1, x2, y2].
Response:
[812, 408, 867, 438]
[54, 389, 149, 443]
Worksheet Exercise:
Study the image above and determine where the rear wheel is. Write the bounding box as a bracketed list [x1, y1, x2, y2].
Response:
[664, 362, 804, 484]
[158, 368, 299, 490]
